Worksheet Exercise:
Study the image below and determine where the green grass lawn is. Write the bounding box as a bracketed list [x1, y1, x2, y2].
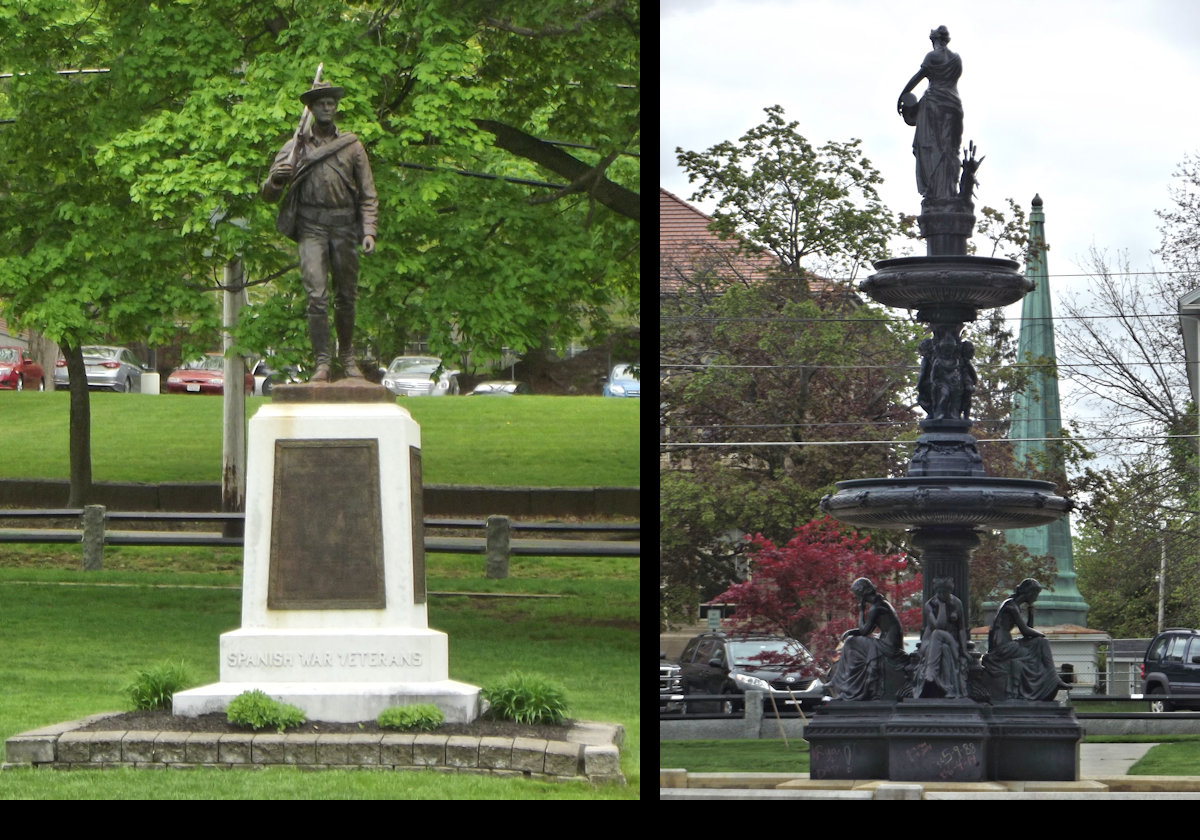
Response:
[1128, 738, 1200, 775]
[0, 551, 640, 799]
[0, 392, 640, 487]
[660, 739, 810, 773]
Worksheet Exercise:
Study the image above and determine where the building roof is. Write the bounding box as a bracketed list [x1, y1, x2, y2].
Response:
[659, 188, 778, 295]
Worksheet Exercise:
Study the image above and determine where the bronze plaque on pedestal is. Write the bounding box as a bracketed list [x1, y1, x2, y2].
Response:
[268, 439, 385, 610]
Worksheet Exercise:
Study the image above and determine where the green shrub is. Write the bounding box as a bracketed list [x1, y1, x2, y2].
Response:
[480, 671, 569, 725]
[226, 690, 306, 732]
[377, 703, 445, 732]
[125, 660, 194, 711]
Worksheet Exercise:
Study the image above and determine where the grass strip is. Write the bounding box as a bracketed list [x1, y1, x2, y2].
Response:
[0, 392, 640, 487]
[0, 552, 639, 799]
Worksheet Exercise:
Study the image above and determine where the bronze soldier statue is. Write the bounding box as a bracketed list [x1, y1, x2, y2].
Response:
[262, 78, 378, 382]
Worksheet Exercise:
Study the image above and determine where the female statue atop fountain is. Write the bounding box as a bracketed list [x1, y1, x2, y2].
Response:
[898, 25, 963, 201]
[830, 578, 906, 700]
[915, 576, 969, 698]
[984, 578, 1071, 701]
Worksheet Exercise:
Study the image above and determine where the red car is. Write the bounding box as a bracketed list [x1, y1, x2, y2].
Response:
[166, 354, 253, 395]
[0, 346, 45, 391]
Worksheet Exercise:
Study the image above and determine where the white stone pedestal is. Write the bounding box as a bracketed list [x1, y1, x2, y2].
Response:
[174, 384, 481, 723]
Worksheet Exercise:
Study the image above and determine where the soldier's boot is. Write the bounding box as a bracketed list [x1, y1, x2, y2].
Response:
[309, 314, 333, 383]
[335, 305, 364, 379]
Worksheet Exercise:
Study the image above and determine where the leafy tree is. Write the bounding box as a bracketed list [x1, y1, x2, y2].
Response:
[0, 1, 639, 503]
[675, 105, 901, 283]
[0, 4, 220, 504]
[97, 0, 640, 366]
[1051, 250, 1198, 632]
[660, 272, 921, 625]
[710, 518, 922, 669]
[1074, 453, 1200, 637]
[973, 198, 1030, 262]
[662, 109, 918, 626]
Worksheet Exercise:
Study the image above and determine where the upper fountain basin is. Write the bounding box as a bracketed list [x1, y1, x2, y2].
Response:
[860, 255, 1033, 318]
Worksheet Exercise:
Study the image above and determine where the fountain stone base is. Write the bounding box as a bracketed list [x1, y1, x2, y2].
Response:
[806, 699, 1080, 782]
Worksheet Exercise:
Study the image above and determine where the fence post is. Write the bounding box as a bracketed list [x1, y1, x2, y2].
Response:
[743, 690, 764, 739]
[81, 504, 105, 571]
[486, 515, 510, 579]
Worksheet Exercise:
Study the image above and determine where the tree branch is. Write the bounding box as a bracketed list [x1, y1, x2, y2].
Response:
[472, 118, 639, 220]
[483, 1, 626, 37]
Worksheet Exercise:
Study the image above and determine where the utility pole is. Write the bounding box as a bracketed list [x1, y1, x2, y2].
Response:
[1159, 521, 1167, 635]
[222, 258, 246, 536]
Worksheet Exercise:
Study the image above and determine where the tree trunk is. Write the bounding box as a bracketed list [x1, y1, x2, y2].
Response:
[29, 331, 58, 388]
[63, 343, 92, 507]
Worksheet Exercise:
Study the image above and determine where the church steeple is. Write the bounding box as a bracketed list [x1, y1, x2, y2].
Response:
[1004, 194, 1090, 626]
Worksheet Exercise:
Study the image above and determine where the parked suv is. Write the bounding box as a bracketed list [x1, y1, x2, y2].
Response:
[660, 652, 684, 713]
[677, 632, 827, 712]
[1142, 628, 1200, 712]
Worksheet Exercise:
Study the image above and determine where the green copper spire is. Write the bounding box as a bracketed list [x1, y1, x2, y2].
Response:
[1004, 194, 1089, 626]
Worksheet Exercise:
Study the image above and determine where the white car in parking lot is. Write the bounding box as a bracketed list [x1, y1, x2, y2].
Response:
[380, 356, 460, 397]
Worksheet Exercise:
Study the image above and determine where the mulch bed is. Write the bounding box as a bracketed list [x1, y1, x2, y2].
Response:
[79, 708, 573, 740]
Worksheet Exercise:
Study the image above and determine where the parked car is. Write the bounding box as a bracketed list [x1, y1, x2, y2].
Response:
[251, 360, 304, 396]
[0, 346, 45, 391]
[54, 346, 148, 392]
[468, 380, 532, 396]
[660, 652, 684, 713]
[166, 354, 253, 395]
[1142, 628, 1200, 712]
[677, 631, 827, 713]
[602, 363, 640, 398]
[380, 356, 460, 397]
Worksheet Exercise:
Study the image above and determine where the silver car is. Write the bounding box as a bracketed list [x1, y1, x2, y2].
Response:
[380, 356, 460, 397]
[602, 363, 640, 398]
[54, 345, 148, 392]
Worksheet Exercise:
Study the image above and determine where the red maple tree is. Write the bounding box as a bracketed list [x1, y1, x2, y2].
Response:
[711, 517, 922, 669]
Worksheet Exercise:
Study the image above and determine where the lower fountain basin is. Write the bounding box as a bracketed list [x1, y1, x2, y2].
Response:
[820, 476, 1072, 531]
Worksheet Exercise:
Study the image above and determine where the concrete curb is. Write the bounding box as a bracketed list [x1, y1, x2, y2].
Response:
[658, 769, 1200, 800]
[5, 713, 626, 785]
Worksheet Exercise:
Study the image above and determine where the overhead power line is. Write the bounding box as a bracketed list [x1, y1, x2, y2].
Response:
[660, 311, 1190, 324]
[661, 360, 1186, 371]
[660, 432, 1200, 449]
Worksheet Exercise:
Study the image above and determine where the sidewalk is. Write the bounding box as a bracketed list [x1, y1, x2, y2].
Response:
[1079, 742, 1155, 775]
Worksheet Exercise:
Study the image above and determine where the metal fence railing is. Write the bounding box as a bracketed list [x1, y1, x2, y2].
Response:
[0, 507, 639, 574]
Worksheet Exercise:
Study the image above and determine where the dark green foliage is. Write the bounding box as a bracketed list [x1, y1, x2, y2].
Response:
[663, 109, 920, 625]
[377, 704, 445, 732]
[0, 1, 639, 366]
[676, 105, 899, 283]
[226, 690, 306, 732]
[0, 1, 640, 502]
[1074, 453, 1200, 638]
[481, 672, 569, 726]
[660, 274, 920, 620]
[124, 660, 194, 711]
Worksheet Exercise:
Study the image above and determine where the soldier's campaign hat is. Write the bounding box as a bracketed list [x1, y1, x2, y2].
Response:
[300, 81, 346, 106]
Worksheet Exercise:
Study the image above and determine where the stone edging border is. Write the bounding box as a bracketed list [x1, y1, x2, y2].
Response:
[4, 712, 626, 785]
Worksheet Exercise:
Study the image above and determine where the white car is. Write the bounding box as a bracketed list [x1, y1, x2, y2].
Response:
[380, 356, 460, 397]
[602, 363, 640, 398]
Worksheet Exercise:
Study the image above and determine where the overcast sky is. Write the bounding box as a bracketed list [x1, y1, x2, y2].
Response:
[661, 0, 1200, 291]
